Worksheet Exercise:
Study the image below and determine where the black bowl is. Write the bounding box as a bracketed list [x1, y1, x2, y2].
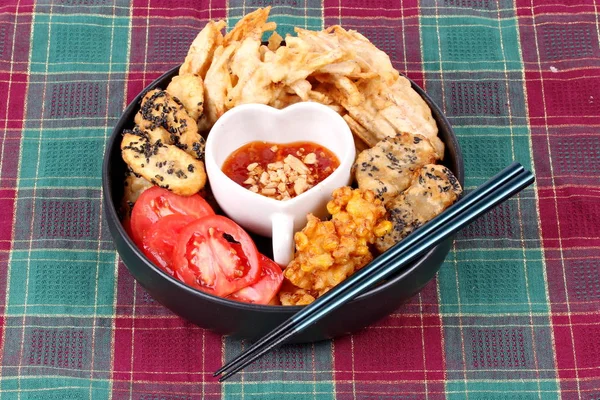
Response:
[102, 65, 464, 343]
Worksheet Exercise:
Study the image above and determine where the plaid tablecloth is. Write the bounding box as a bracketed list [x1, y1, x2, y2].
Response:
[0, 0, 599, 399]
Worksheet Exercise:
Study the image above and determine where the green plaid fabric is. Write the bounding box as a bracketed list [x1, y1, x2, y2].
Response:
[0, 0, 599, 398]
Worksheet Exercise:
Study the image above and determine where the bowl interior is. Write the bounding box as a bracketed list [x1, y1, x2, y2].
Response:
[103, 64, 464, 312]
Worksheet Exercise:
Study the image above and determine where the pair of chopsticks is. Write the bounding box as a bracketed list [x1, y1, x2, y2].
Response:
[215, 162, 534, 381]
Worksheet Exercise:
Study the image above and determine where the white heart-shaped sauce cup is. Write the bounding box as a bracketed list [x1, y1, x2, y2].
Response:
[205, 102, 356, 266]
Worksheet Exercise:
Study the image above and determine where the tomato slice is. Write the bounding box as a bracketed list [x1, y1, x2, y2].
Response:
[142, 214, 196, 276]
[173, 215, 261, 297]
[130, 186, 214, 246]
[228, 254, 283, 305]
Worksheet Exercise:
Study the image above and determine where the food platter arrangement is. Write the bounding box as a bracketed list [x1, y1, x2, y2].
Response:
[114, 7, 463, 309]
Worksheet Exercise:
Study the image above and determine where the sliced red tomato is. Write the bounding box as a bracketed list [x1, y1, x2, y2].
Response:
[142, 214, 196, 276]
[173, 215, 261, 297]
[130, 186, 214, 246]
[228, 254, 283, 305]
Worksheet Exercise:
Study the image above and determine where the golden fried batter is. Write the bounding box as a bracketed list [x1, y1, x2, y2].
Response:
[123, 170, 153, 205]
[179, 20, 226, 79]
[376, 164, 462, 253]
[280, 187, 391, 304]
[142, 125, 171, 144]
[135, 89, 205, 161]
[121, 132, 206, 196]
[120, 169, 154, 218]
[278, 280, 316, 306]
[223, 6, 276, 45]
[354, 132, 439, 204]
[199, 43, 238, 131]
[166, 74, 205, 121]
[267, 31, 283, 51]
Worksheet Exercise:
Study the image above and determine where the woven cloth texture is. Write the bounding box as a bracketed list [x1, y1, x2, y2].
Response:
[0, 0, 599, 399]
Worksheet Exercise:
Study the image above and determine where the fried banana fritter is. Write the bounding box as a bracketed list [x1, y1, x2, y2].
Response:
[135, 89, 205, 160]
[354, 132, 438, 204]
[375, 164, 462, 253]
[280, 187, 391, 304]
[121, 132, 206, 196]
[166, 74, 205, 121]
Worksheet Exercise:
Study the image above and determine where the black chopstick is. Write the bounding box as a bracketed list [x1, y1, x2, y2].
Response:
[215, 162, 525, 377]
[215, 163, 534, 381]
[215, 162, 524, 377]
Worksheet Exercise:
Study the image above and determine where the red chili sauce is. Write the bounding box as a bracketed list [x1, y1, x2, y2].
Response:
[222, 141, 340, 200]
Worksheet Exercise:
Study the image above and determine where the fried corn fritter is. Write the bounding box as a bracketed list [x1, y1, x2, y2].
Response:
[376, 164, 462, 253]
[280, 187, 391, 305]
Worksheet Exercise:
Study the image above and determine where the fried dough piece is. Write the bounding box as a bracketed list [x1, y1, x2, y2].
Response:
[287, 24, 442, 157]
[295, 26, 399, 85]
[120, 170, 153, 218]
[318, 74, 363, 106]
[223, 6, 276, 44]
[342, 114, 372, 151]
[267, 31, 283, 51]
[288, 79, 312, 101]
[135, 89, 205, 160]
[316, 60, 377, 79]
[336, 77, 444, 159]
[124, 171, 153, 205]
[179, 20, 226, 79]
[375, 164, 462, 253]
[354, 132, 439, 203]
[199, 43, 239, 131]
[269, 92, 302, 109]
[226, 34, 344, 108]
[384, 77, 443, 157]
[220, 5, 277, 102]
[121, 132, 206, 196]
[166, 74, 205, 121]
[270, 36, 345, 85]
[226, 37, 274, 107]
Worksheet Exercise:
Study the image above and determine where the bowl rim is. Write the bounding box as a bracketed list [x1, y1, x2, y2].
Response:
[102, 64, 464, 313]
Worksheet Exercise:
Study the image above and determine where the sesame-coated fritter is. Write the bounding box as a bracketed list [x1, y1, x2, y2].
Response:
[375, 164, 462, 253]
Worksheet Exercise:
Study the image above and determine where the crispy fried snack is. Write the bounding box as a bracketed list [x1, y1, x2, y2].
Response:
[121, 131, 206, 196]
[354, 132, 439, 203]
[135, 89, 205, 160]
[120, 169, 154, 218]
[179, 20, 226, 79]
[280, 187, 392, 304]
[278, 280, 316, 306]
[376, 164, 462, 253]
[166, 74, 205, 121]
[177, 7, 445, 159]
[223, 7, 276, 44]
[123, 87, 208, 197]
[267, 31, 283, 51]
[200, 43, 239, 131]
